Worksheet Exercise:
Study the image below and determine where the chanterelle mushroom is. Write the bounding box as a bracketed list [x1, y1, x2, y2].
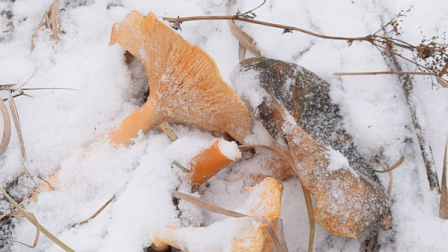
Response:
[108, 11, 249, 145]
[151, 177, 283, 252]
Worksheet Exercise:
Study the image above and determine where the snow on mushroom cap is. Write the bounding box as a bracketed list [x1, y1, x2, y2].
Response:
[217, 138, 241, 161]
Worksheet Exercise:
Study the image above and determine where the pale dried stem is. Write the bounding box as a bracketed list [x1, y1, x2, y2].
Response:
[71, 195, 116, 227]
[30, 0, 61, 51]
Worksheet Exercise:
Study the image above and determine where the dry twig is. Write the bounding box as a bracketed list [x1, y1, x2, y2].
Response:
[163, 7, 448, 86]
[71, 195, 116, 228]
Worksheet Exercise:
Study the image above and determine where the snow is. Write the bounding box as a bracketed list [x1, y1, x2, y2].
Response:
[217, 139, 241, 161]
[0, 0, 448, 251]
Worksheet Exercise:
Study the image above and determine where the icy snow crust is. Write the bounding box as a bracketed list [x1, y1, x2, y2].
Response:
[1, 0, 448, 251]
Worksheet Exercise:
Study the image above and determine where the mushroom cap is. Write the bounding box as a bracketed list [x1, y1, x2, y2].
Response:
[151, 177, 284, 252]
[110, 11, 249, 142]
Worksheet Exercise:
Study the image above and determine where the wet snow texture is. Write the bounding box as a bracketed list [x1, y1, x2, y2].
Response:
[1, 0, 448, 251]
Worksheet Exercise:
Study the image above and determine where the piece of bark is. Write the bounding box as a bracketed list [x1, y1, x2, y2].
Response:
[231, 58, 392, 238]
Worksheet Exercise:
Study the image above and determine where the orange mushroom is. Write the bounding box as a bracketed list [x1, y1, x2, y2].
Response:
[151, 177, 284, 252]
[108, 11, 250, 146]
[188, 138, 242, 190]
[31, 11, 250, 198]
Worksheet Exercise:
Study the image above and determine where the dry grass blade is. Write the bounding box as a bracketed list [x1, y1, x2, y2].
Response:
[30, 0, 61, 51]
[0, 97, 11, 155]
[0, 212, 41, 248]
[4, 171, 26, 191]
[171, 160, 190, 173]
[276, 219, 289, 252]
[8, 91, 26, 159]
[173, 191, 287, 252]
[50, 0, 61, 40]
[238, 43, 247, 62]
[437, 76, 448, 88]
[71, 195, 116, 228]
[37, 175, 55, 191]
[439, 131, 448, 219]
[30, 5, 52, 51]
[239, 144, 315, 252]
[0, 187, 76, 252]
[158, 121, 178, 142]
[174, 191, 246, 218]
[376, 159, 393, 198]
[0, 212, 23, 221]
[373, 155, 405, 173]
[227, 9, 262, 59]
[333, 71, 434, 77]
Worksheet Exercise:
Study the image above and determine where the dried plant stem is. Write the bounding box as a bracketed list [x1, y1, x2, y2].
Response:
[71, 195, 116, 227]
[163, 14, 448, 85]
[163, 16, 370, 41]
[50, 0, 61, 40]
[0, 187, 76, 252]
[439, 131, 448, 219]
[0, 97, 11, 155]
[334, 71, 434, 76]
[30, 0, 61, 51]
[158, 121, 178, 142]
[373, 156, 405, 173]
[387, 53, 440, 191]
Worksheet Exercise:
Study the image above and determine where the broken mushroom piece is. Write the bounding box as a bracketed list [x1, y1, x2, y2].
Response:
[231, 58, 392, 238]
[151, 177, 283, 252]
[189, 138, 242, 190]
[108, 11, 250, 145]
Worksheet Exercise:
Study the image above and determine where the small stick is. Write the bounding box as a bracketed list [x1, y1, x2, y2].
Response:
[386, 49, 440, 191]
[334, 71, 434, 77]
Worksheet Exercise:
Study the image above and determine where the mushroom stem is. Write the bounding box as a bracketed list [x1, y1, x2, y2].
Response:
[189, 138, 242, 190]
[108, 101, 160, 146]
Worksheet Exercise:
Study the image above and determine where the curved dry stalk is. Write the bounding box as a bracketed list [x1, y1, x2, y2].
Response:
[0, 97, 11, 155]
[71, 195, 116, 228]
[0, 213, 40, 248]
[8, 91, 25, 159]
[0, 187, 76, 252]
[373, 155, 405, 173]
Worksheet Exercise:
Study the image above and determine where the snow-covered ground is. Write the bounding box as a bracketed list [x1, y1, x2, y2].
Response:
[1, 0, 448, 251]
